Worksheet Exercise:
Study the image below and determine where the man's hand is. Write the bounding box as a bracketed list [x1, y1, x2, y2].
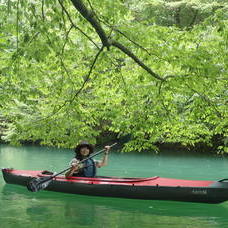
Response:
[71, 161, 80, 172]
[104, 145, 111, 155]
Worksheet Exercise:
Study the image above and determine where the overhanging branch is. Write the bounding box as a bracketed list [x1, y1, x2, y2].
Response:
[58, 0, 99, 49]
[111, 40, 164, 81]
[70, 0, 110, 48]
[68, 0, 165, 81]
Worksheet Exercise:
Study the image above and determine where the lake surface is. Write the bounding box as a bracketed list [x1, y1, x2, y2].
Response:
[1, 144, 228, 228]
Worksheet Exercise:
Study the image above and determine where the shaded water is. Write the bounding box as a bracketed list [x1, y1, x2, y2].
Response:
[1, 144, 228, 228]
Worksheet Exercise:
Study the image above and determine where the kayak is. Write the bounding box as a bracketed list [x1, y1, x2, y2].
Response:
[2, 168, 228, 203]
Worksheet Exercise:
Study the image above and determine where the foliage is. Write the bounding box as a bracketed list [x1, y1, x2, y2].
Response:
[0, 0, 227, 153]
[128, 0, 227, 28]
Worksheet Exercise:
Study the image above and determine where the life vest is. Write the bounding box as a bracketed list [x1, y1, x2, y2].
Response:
[75, 158, 96, 177]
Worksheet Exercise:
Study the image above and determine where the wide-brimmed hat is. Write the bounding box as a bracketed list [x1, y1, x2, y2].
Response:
[74, 141, 94, 154]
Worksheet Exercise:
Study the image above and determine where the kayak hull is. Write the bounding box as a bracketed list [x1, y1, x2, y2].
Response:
[2, 168, 228, 203]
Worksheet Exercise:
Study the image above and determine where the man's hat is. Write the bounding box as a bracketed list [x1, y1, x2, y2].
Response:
[74, 141, 94, 154]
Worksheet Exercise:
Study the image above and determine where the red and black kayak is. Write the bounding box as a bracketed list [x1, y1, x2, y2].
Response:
[2, 168, 228, 204]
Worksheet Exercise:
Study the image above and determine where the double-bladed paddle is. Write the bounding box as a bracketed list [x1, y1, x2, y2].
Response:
[27, 142, 117, 192]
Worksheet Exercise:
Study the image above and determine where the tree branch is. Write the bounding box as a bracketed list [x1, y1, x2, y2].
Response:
[188, 9, 198, 28]
[186, 85, 222, 118]
[70, 0, 110, 48]
[68, 45, 104, 104]
[69, 0, 165, 81]
[111, 40, 164, 81]
[61, 24, 73, 55]
[31, 46, 104, 123]
[58, 0, 99, 49]
[41, 0, 45, 21]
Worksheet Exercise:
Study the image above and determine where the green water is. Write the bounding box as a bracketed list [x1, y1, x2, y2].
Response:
[1, 145, 228, 228]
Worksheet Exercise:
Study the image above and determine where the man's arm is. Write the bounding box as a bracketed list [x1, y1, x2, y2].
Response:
[96, 146, 111, 168]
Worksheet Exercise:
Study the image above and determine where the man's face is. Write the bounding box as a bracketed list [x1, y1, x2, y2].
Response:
[80, 146, 90, 157]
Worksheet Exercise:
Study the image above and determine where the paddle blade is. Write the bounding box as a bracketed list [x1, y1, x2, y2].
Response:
[27, 176, 53, 192]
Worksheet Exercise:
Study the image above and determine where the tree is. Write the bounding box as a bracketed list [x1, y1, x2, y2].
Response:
[0, 0, 227, 153]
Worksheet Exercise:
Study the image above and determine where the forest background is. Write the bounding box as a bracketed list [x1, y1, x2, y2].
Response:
[0, 0, 227, 153]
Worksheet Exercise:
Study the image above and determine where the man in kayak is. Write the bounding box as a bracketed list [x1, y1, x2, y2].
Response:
[65, 141, 111, 178]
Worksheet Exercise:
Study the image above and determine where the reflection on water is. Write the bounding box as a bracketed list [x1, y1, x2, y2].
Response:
[1, 144, 228, 228]
[1, 184, 228, 228]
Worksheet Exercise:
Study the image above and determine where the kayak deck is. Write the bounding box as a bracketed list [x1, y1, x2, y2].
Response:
[3, 168, 214, 187]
